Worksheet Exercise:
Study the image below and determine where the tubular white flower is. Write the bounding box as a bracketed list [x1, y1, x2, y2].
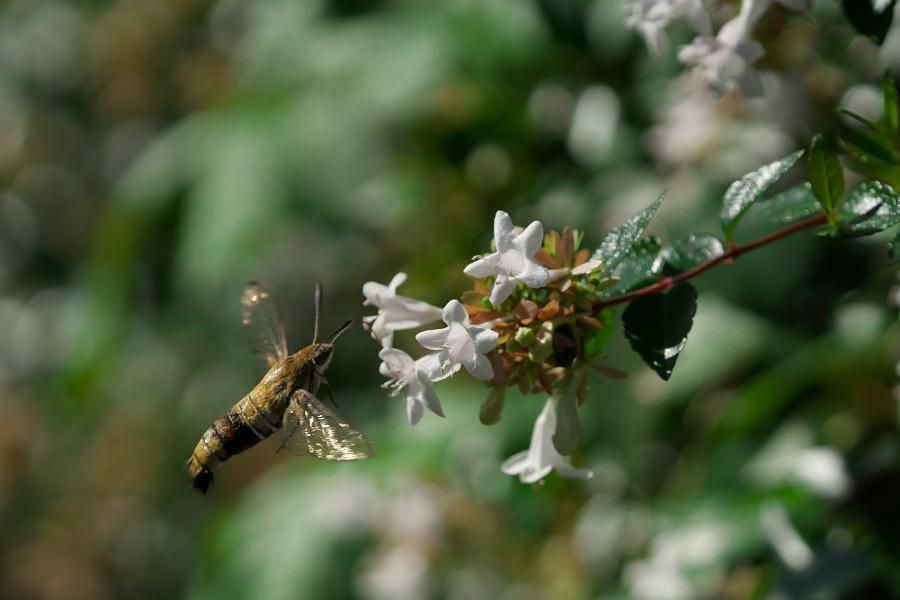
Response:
[501, 398, 593, 484]
[464, 211, 550, 306]
[362, 272, 443, 348]
[378, 348, 446, 425]
[678, 0, 767, 97]
[415, 300, 498, 381]
[627, 0, 712, 56]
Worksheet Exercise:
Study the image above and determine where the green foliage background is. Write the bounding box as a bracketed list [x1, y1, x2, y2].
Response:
[0, 0, 898, 598]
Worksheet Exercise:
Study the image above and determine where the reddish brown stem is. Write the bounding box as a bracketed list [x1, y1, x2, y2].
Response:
[594, 213, 829, 311]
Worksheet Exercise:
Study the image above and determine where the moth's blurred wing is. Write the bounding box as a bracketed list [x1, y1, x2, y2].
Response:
[280, 390, 373, 460]
[241, 281, 288, 368]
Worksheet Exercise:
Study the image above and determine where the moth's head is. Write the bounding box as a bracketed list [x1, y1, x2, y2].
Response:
[311, 343, 335, 370]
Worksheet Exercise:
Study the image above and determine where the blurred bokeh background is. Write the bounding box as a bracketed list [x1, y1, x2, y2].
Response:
[1, 0, 899, 598]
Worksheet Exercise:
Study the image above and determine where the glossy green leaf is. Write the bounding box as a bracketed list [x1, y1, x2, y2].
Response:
[593, 195, 662, 273]
[760, 183, 822, 224]
[839, 115, 900, 164]
[721, 150, 804, 241]
[885, 73, 900, 136]
[838, 181, 900, 234]
[659, 233, 725, 274]
[841, 0, 897, 45]
[608, 236, 662, 294]
[583, 308, 616, 358]
[622, 283, 698, 381]
[479, 385, 506, 425]
[806, 134, 845, 215]
[552, 377, 580, 455]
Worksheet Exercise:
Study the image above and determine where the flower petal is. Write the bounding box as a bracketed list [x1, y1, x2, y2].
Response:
[493, 211, 516, 252]
[442, 299, 469, 325]
[520, 463, 555, 484]
[465, 352, 494, 381]
[421, 382, 445, 417]
[489, 275, 518, 305]
[415, 328, 448, 351]
[515, 220, 544, 257]
[556, 464, 594, 480]
[463, 254, 500, 278]
[501, 450, 531, 475]
[387, 272, 408, 292]
[472, 326, 499, 354]
[406, 396, 424, 425]
[516, 261, 550, 288]
[362, 282, 391, 307]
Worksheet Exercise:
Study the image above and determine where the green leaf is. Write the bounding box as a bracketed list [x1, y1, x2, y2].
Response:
[838, 181, 900, 235]
[593, 195, 662, 273]
[479, 386, 506, 425]
[659, 233, 725, 273]
[841, 0, 897, 45]
[760, 183, 822, 224]
[884, 73, 900, 136]
[552, 377, 580, 455]
[839, 114, 900, 165]
[721, 150, 804, 241]
[806, 134, 845, 215]
[890, 231, 900, 260]
[607, 237, 662, 294]
[622, 283, 698, 381]
[583, 309, 616, 358]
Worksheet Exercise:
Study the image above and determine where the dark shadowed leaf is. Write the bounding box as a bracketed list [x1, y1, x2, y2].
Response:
[659, 234, 725, 273]
[721, 150, 804, 241]
[582, 308, 616, 358]
[838, 181, 900, 234]
[608, 237, 662, 293]
[593, 195, 662, 273]
[623, 283, 698, 381]
[552, 378, 580, 455]
[806, 134, 845, 215]
[841, 0, 897, 45]
[890, 231, 900, 260]
[760, 183, 822, 224]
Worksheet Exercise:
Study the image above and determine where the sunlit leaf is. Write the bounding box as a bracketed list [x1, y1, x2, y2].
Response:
[623, 283, 698, 381]
[721, 150, 804, 241]
[593, 195, 662, 273]
[841, 0, 897, 45]
[838, 181, 900, 235]
[608, 237, 662, 294]
[760, 183, 822, 224]
[806, 134, 845, 215]
[659, 234, 725, 273]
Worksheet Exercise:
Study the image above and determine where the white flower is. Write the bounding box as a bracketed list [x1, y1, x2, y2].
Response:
[362, 272, 442, 348]
[379, 348, 448, 424]
[627, 0, 711, 56]
[463, 211, 550, 306]
[501, 398, 593, 484]
[415, 300, 498, 381]
[678, 3, 765, 97]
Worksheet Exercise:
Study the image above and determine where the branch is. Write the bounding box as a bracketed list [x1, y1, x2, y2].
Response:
[594, 213, 829, 310]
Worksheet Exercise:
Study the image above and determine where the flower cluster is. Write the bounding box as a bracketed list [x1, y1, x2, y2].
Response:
[364, 211, 626, 484]
[628, 0, 810, 96]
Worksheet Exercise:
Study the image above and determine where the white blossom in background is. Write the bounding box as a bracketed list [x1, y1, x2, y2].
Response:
[379, 348, 451, 425]
[416, 300, 498, 380]
[501, 398, 593, 484]
[760, 503, 814, 571]
[678, 9, 765, 97]
[463, 211, 549, 306]
[627, 0, 711, 56]
[362, 272, 442, 348]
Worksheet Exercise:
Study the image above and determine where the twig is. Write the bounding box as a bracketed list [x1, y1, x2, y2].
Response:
[594, 213, 829, 310]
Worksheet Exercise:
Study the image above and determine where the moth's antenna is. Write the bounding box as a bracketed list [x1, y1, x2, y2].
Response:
[313, 282, 323, 343]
